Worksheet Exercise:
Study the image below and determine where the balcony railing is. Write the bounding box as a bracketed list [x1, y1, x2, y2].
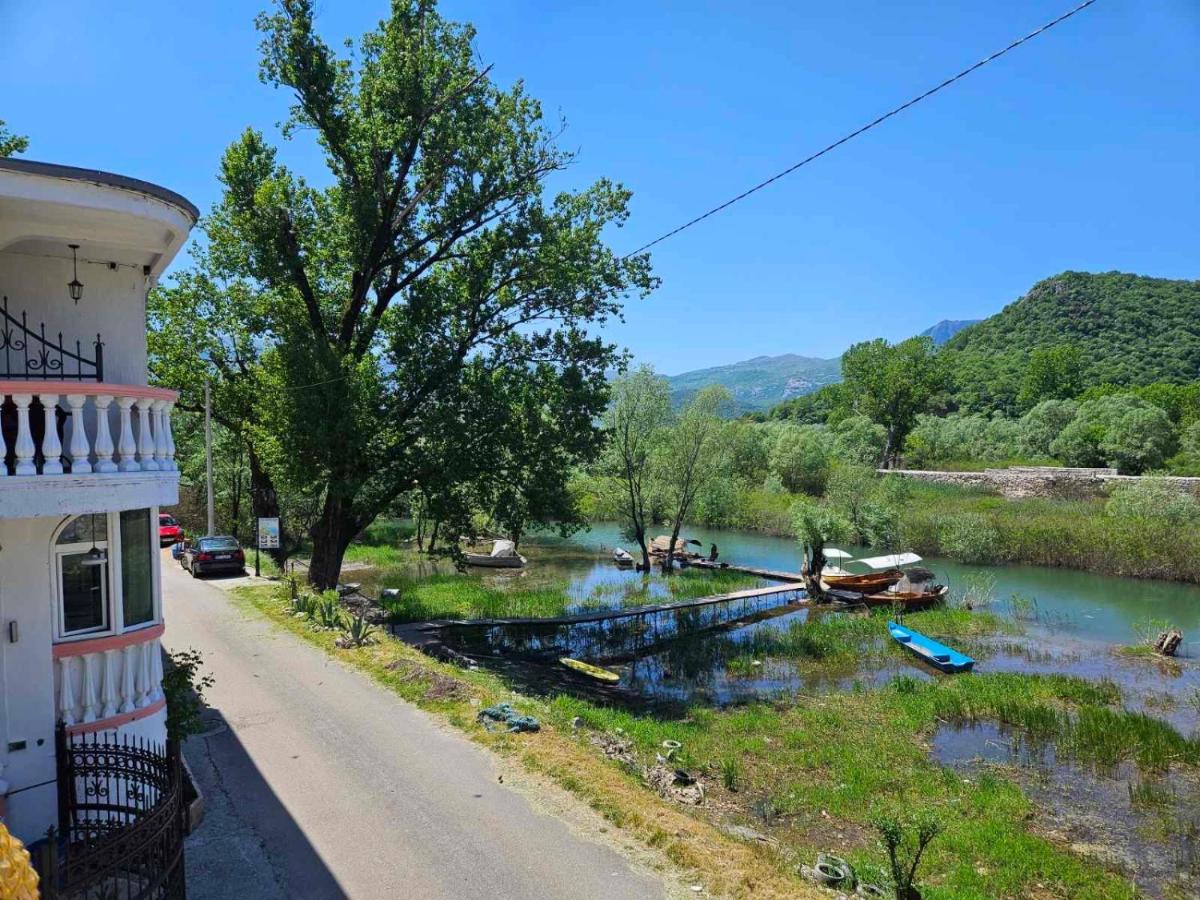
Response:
[0, 297, 103, 381]
[0, 382, 176, 477]
[54, 624, 166, 731]
[33, 728, 186, 900]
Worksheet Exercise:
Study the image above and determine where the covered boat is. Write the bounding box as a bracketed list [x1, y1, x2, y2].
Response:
[613, 547, 635, 568]
[820, 551, 920, 592]
[465, 539, 527, 568]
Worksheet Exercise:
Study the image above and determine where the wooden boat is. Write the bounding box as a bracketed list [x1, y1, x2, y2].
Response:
[888, 620, 974, 673]
[862, 585, 949, 608]
[559, 657, 621, 683]
[821, 569, 904, 592]
[613, 548, 635, 568]
[465, 539, 526, 568]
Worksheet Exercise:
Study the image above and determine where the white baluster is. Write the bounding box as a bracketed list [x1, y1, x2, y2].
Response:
[116, 397, 138, 472]
[148, 638, 164, 701]
[0, 393, 7, 477]
[39, 393, 63, 475]
[135, 398, 159, 471]
[101, 649, 120, 717]
[92, 394, 117, 473]
[11, 394, 36, 475]
[59, 657, 78, 726]
[120, 645, 138, 713]
[162, 401, 177, 471]
[151, 399, 169, 469]
[65, 394, 92, 474]
[136, 641, 152, 707]
[80, 653, 98, 723]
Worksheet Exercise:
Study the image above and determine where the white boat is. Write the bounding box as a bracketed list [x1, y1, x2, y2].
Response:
[613, 547, 635, 567]
[465, 539, 527, 569]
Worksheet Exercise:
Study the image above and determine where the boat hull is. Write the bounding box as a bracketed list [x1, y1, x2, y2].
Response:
[862, 585, 949, 608]
[888, 620, 974, 673]
[822, 570, 904, 592]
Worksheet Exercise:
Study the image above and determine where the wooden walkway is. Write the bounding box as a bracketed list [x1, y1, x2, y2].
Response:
[412, 581, 808, 630]
[687, 559, 806, 583]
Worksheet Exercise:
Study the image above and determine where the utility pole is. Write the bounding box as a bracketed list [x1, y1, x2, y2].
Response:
[205, 381, 215, 537]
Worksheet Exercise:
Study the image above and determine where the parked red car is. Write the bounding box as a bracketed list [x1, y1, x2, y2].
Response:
[159, 513, 184, 547]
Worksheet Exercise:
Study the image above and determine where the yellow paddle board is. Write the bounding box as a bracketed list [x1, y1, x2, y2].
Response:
[559, 657, 620, 683]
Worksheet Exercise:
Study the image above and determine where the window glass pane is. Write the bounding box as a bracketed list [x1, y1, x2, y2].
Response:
[121, 509, 154, 626]
[61, 553, 106, 634]
[57, 513, 108, 546]
[198, 537, 239, 551]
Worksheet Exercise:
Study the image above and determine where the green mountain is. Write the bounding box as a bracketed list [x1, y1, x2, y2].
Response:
[945, 271, 1200, 411]
[666, 353, 841, 414]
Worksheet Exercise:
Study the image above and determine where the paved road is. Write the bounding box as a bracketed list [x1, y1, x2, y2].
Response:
[160, 555, 667, 900]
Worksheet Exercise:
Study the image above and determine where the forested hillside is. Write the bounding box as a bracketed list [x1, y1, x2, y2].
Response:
[665, 353, 841, 413]
[946, 272, 1200, 411]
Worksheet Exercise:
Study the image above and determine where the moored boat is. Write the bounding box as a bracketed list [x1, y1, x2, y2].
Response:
[560, 657, 621, 682]
[888, 620, 974, 673]
[613, 547, 635, 567]
[821, 570, 905, 592]
[465, 539, 527, 568]
[862, 584, 949, 608]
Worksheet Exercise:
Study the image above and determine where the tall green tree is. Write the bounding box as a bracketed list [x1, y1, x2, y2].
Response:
[841, 336, 947, 467]
[653, 385, 731, 571]
[602, 367, 670, 572]
[0, 119, 28, 157]
[203, 0, 653, 587]
[1017, 344, 1083, 410]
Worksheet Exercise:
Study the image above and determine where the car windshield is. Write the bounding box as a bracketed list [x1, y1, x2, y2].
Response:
[160, 515, 178, 526]
[198, 537, 239, 551]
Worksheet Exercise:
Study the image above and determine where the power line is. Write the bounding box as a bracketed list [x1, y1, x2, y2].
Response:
[622, 0, 1100, 259]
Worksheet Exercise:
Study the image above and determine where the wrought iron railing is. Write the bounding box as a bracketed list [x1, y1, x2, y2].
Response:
[0, 296, 104, 381]
[34, 728, 186, 899]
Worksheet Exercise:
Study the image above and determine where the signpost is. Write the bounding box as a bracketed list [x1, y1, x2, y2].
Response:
[256, 517, 280, 578]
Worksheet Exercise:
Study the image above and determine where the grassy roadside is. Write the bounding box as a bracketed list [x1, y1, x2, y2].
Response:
[233, 581, 820, 899]
[231, 579, 1195, 898]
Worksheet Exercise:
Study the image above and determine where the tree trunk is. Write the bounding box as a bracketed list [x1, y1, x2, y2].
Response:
[308, 493, 359, 590]
[664, 517, 684, 575]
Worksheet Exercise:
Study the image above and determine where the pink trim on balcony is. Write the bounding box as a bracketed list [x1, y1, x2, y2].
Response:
[0, 380, 178, 401]
[65, 698, 166, 735]
[53, 622, 165, 659]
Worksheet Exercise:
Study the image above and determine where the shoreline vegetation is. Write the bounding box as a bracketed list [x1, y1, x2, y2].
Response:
[238, 577, 1200, 898]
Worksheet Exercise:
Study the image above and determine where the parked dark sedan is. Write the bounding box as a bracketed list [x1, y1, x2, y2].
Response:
[182, 536, 246, 577]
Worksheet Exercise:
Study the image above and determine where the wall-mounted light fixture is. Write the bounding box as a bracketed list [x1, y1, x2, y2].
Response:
[67, 244, 84, 303]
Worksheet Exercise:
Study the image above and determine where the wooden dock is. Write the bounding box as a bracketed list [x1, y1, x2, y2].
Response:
[686, 559, 806, 583]
[412, 581, 808, 630]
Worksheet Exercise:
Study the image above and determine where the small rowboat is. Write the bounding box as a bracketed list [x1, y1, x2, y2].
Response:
[862, 585, 949, 608]
[613, 548, 635, 567]
[888, 621, 974, 673]
[821, 569, 904, 592]
[559, 657, 621, 683]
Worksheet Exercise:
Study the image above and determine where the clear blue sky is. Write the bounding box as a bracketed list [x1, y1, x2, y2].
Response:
[3, 1, 1197, 374]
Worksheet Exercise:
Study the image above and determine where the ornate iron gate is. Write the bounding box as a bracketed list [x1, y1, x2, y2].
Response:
[35, 728, 186, 899]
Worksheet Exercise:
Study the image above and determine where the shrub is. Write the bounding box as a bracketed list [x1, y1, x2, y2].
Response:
[162, 649, 214, 742]
[339, 610, 378, 647]
[767, 423, 837, 494]
[833, 415, 887, 467]
[1018, 399, 1078, 458]
[309, 591, 346, 629]
[1051, 394, 1175, 473]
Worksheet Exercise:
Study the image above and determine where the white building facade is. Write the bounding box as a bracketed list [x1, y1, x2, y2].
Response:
[0, 157, 196, 845]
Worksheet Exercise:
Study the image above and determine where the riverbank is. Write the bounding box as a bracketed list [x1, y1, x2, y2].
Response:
[238, 569, 1200, 897]
[571, 477, 1200, 584]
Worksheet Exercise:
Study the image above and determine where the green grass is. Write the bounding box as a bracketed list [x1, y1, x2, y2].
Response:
[239, 576, 1200, 899]
[378, 568, 761, 623]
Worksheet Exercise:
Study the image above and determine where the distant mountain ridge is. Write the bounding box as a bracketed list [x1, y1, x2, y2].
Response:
[920, 319, 980, 345]
[664, 319, 968, 413]
[666, 353, 841, 415]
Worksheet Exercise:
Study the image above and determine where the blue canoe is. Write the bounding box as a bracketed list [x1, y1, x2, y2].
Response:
[888, 620, 974, 673]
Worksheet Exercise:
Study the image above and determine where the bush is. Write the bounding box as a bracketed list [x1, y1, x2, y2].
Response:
[1051, 394, 1175, 473]
[903, 413, 1020, 468]
[1018, 399, 1078, 458]
[766, 423, 836, 494]
[162, 649, 214, 741]
[1105, 479, 1200, 528]
[833, 415, 886, 467]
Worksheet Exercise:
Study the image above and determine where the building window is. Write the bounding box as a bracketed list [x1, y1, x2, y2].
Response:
[121, 508, 154, 626]
[56, 513, 110, 637]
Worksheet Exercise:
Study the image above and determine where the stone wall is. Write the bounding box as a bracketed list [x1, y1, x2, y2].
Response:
[881, 466, 1200, 500]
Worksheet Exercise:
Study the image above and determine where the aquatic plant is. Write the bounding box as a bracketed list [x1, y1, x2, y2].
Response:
[957, 571, 997, 610]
